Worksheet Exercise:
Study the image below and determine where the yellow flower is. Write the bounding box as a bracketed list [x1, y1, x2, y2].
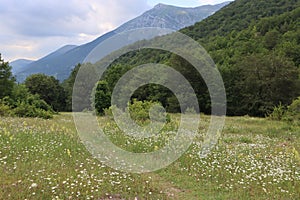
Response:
[66, 149, 72, 158]
[9, 135, 14, 141]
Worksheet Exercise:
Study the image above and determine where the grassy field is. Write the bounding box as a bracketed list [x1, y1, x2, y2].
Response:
[0, 113, 299, 199]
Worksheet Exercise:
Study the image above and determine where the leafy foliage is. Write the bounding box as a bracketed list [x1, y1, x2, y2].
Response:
[286, 97, 300, 124]
[0, 100, 12, 116]
[181, 0, 300, 41]
[61, 63, 81, 111]
[94, 80, 111, 115]
[268, 103, 286, 121]
[0, 84, 54, 119]
[269, 96, 300, 125]
[25, 74, 66, 111]
[128, 99, 170, 123]
[232, 53, 299, 116]
[0, 56, 54, 119]
[0, 54, 15, 99]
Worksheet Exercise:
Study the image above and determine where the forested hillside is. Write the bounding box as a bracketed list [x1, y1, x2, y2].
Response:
[92, 0, 300, 117]
[181, 0, 300, 40]
[1, 0, 299, 118]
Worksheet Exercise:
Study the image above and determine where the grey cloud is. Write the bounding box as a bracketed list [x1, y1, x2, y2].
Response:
[0, 0, 150, 37]
[0, 0, 150, 60]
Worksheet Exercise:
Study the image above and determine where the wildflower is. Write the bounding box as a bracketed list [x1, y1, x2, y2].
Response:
[67, 149, 72, 158]
[31, 183, 38, 188]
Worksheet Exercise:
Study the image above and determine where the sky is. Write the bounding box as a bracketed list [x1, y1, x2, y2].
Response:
[0, 0, 231, 62]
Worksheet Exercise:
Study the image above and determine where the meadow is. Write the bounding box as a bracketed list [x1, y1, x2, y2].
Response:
[0, 113, 299, 199]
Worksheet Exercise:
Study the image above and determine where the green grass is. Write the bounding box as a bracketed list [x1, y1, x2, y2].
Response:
[0, 113, 299, 199]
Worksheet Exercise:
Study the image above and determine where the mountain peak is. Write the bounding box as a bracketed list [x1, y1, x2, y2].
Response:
[154, 3, 168, 8]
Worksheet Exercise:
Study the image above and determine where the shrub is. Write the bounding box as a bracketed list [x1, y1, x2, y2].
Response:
[105, 100, 171, 124]
[128, 100, 170, 123]
[287, 97, 300, 115]
[286, 97, 300, 124]
[268, 97, 300, 124]
[13, 102, 53, 119]
[268, 103, 287, 120]
[0, 84, 54, 119]
[0, 99, 12, 116]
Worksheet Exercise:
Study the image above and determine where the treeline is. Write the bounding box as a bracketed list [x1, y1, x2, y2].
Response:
[0, 55, 54, 118]
[0, 55, 80, 118]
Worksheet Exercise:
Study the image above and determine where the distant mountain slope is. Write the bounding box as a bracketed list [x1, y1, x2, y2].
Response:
[14, 45, 78, 82]
[10, 59, 34, 74]
[15, 2, 229, 82]
[115, 2, 230, 32]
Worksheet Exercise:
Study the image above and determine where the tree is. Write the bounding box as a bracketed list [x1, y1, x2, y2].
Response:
[168, 54, 210, 113]
[25, 74, 66, 111]
[264, 29, 280, 50]
[71, 63, 99, 112]
[0, 54, 15, 99]
[62, 63, 81, 111]
[94, 80, 111, 115]
[235, 53, 299, 116]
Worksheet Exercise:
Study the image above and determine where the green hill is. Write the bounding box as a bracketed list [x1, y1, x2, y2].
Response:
[72, 0, 300, 117]
[181, 0, 300, 40]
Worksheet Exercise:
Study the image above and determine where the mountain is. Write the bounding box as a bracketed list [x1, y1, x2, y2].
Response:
[97, 0, 300, 117]
[115, 2, 230, 32]
[10, 59, 34, 74]
[14, 45, 78, 82]
[14, 2, 230, 82]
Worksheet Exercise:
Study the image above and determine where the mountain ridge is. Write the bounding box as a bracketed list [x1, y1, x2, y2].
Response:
[13, 2, 230, 82]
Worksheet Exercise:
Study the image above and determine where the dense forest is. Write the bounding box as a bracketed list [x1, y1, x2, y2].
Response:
[0, 0, 299, 120]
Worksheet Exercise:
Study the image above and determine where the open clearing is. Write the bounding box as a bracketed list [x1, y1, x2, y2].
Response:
[0, 113, 299, 199]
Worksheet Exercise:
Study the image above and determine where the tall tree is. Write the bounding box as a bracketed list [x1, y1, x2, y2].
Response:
[62, 63, 81, 111]
[94, 80, 111, 115]
[0, 54, 15, 99]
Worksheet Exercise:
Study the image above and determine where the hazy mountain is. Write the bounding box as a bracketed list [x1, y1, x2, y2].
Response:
[115, 2, 230, 32]
[14, 2, 230, 82]
[14, 45, 78, 82]
[10, 59, 34, 74]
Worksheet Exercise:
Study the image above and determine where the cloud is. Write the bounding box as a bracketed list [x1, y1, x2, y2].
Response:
[0, 0, 150, 61]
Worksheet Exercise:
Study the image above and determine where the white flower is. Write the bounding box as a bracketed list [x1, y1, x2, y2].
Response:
[31, 183, 38, 188]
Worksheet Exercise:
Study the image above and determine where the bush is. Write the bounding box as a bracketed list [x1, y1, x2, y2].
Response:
[104, 105, 117, 119]
[27, 94, 53, 112]
[268, 103, 287, 120]
[104, 100, 171, 124]
[286, 97, 300, 124]
[128, 100, 170, 123]
[268, 97, 300, 124]
[0, 84, 54, 119]
[287, 97, 300, 115]
[13, 102, 53, 119]
[0, 99, 12, 116]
